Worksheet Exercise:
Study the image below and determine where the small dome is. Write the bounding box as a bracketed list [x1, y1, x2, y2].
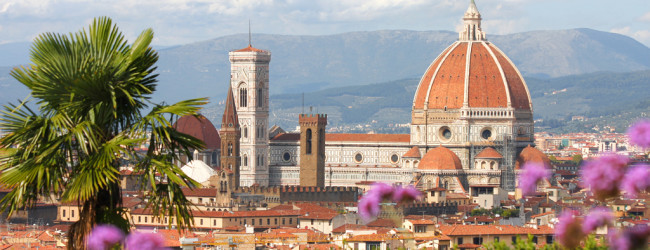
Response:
[475, 147, 503, 159]
[174, 115, 221, 150]
[418, 146, 463, 170]
[515, 145, 551, 170]
[403, 146, 421, 158]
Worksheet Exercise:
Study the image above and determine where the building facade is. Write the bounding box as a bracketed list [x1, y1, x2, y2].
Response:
[208, 1, 546, 192]
[229, 45, 271, 187]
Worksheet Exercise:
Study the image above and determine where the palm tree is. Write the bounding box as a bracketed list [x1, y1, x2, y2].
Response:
[0, 17, 206, 248]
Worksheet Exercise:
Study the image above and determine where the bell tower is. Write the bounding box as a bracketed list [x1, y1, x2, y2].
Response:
[299, 114, 327, 187]
[229, 44, 271, 187]
[220, 86, 241, 190]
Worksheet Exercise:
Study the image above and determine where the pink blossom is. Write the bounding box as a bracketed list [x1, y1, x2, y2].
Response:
[582, 207, 614, 234]
[608, 225, 650, 250]
[87, 224, 125, 250]
[621, 165, 650, 198]
[627, 120, 650, 149]
[392, 185, 421, 203]
[367, 182, 394, 200]
[555, 210, 585, 249]
[580, 154, 629, 200]
[358, 193, 381, 221]
[125, 232, 167, 250]
[517, 162, 550, 196]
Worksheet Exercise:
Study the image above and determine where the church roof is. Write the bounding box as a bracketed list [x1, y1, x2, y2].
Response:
[221, 86, 239, 129]
[411, 0, 531, 113]
[475, 147, 503, 159]
[174, 115, 221, 150]
[403, 146, 421, 158]
[271, 133, 300, 141]
[515, 145, 551, 170]
[418, 146, 463, 170]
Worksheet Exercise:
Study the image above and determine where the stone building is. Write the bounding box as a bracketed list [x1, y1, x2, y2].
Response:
[182, 0, 547, 193]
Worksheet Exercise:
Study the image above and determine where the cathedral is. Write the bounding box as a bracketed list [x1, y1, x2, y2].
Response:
[175, 0, 549, 194]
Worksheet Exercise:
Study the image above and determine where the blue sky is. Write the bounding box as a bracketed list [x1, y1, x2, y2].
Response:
[1, 0, 649, 47]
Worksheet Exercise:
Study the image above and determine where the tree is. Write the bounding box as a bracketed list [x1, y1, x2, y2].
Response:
[571, 154, 583, 165]
[0, 17, 206, 249]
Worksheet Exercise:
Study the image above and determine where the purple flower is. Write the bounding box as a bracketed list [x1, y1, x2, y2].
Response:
[608, 229, 631, 250]
[582, 207, 613, 234]
[608, 225, 650, 250]
[628, 120, 650, 149]
[580, 154, 629, 201]
[367, 182, 394, 200]
[555, 210, 585, 249]
[125, 232, 167, 250]
[517, 162, 551, 196]
[392, 185, 422, 203]
[621, 165, 650, 198]
[87, 224, 125, 250]
[358, 193, 381, 221]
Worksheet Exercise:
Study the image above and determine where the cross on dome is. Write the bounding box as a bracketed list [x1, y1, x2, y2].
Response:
[459, 0, 486, 41]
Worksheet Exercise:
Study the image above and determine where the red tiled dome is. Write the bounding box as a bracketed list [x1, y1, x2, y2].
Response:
[418, 146, 463, 170]
[403, 146, 421, 158]
[515, 145, 551, 170]
[475, 147, 503, 159]
[174, 115, 221, 150]
[412, 41, 531, 111]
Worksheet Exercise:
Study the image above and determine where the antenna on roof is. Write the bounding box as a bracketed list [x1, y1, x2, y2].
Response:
[248, 19, 252, 47]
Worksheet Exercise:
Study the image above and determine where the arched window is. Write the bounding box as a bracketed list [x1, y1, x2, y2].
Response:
[306, 129, 312, 154]
[239, 87, 247, 107]
[227, 143, 233, 156]
[243, 155, 248, 167]
[243, 126, 248, 138]
[257, 88, 263, 107]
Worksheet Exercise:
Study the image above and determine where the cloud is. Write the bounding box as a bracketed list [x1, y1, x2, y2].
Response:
[610, 26, 650, 46]
[640, 11, 650, 22]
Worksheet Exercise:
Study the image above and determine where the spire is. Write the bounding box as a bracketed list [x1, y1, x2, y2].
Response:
[248, 19, 252, 47]
[459, 0, 486, 41]
[222, 85, 239, 129]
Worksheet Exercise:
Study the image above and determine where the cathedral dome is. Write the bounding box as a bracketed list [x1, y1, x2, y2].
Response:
[411, 1, 531, 113]
[174, 115, 221, 150]
[475, 147, 503, 159]
[515, 145, 551, 170]
[418, 146, 463, 170]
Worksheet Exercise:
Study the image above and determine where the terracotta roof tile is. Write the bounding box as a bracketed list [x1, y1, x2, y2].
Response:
[403, 146, 421, 158]
[475, 147, 503, 159]
[419, 146, 463, 170]
[173, 115, 221, 150]
[413, 41, 531, 112]
[234, 45, 267, 53]
[515, 145, 551, 170]
[271, 132, 301, 141]
[181, 187, 218, 197]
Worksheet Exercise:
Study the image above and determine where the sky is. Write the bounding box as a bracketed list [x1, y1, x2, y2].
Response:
[0, 0, 649, 47]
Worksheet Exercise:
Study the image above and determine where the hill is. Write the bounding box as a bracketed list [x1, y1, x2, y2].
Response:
[198, 70, 650, 133]
[153, 28, 650, 104]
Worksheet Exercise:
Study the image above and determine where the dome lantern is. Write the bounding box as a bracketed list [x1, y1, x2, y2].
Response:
[460, 0, 486, 41]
